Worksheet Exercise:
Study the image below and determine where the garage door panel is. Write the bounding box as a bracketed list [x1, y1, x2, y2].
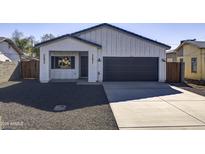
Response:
[104, 65, 157, 71]
[103, 57, 159, 81]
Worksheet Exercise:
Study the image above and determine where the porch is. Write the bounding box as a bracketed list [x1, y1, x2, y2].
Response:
[49, 51, 88, 81]
[50, 78, 102, 85]
[39, 35, 100, 83]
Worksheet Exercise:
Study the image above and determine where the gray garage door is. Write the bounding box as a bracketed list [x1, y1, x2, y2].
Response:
[103, 57, 159, 81]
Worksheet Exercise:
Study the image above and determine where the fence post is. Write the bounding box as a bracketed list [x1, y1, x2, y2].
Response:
[180, 62, 185, 82]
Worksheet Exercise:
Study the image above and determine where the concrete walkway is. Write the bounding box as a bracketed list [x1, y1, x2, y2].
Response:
[103, 82, 205, 130]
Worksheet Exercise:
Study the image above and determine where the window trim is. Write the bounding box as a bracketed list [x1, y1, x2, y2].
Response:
[51, 56, 75, 70]
[191, 57, 197, 73]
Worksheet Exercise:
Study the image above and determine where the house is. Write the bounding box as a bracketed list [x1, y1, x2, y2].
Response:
[0, 37, 22, 83]
[174, 39, 205, 81]
[0, 37, 22, 62]
[35, 23, 171, 83]
[166, 50, 177, 62]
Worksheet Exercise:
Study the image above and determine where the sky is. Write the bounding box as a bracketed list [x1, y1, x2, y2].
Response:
[0, 23, 205, 49]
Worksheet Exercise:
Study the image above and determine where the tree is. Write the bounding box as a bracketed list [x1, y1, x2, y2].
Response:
[41, 34, 55, 42]
[12, 30, 23, 42]
[11, 30, 39, 57]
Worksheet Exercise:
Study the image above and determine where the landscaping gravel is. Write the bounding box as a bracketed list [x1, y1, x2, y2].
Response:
[0, 80, 118, 130]
[171, 82, 205, 97]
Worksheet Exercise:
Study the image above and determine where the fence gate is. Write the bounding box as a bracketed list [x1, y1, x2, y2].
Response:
[21, 60, 39, 79]
[166, 62, 184, 83]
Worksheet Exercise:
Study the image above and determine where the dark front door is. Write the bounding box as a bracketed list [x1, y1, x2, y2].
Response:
[80, 56, 88, 77]
[103, 57, 159, 81]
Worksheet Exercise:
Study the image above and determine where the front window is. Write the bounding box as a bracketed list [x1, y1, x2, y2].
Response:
[51, 56, 75, 69]
[191, 57, 197, 73]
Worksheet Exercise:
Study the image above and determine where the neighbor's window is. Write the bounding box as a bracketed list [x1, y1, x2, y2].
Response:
[191, 58, 197, 73]
[51, 56, 75, 69]
[180, 58, 183, 63]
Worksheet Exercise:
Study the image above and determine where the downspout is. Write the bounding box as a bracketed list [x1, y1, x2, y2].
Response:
[201, 49, 203, 81]
[97, 47, 100, 82]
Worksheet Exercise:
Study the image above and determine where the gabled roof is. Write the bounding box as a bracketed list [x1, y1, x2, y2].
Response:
[35, 23, 171, 49]
[35, 34, 102, 48]
[0, 37, 22, 55]
[72, 23, 171, 49]
[175, 40, 205, 51]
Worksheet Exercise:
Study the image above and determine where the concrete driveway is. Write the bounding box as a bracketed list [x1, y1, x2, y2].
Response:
[103, 82, 205, 130]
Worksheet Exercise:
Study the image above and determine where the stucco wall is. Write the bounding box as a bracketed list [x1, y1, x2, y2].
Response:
[201, 49, 205, 80]
[0, 41, 20, 62]
[178, 44, 205, 80]
[74, 26, 167, 82]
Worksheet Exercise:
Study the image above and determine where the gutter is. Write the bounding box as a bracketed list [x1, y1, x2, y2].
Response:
[201, 49, 205, 80]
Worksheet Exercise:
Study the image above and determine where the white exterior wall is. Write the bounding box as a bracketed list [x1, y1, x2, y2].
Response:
[39, 37, 98, 83]
[0, 41, 20, 62]
[75, 26, 167, 82]
[50, 51, 79, 80]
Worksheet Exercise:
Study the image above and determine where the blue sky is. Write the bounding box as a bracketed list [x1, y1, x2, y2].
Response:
[0, 23, 205, 49]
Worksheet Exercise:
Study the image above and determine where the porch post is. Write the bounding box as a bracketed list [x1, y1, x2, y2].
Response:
[40, 48, 50, 83]
[88, 48, 98, 82]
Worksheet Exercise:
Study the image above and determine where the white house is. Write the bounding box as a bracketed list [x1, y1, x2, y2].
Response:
[35, 23, 170, 83]
[0, 37, 21, 62]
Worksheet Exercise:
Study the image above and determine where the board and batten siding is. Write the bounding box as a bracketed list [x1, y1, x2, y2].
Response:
[74, 26, 167, 82]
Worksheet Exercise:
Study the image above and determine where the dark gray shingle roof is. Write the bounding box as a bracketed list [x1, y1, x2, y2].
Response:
[185, 41, 205, 48]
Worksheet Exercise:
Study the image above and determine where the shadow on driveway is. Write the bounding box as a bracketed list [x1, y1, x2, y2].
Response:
[103, 82, 182, 102]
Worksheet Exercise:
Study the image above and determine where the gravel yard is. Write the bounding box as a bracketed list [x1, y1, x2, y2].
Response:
[171, 82, 205, 97]
[0, 80, 118, 130]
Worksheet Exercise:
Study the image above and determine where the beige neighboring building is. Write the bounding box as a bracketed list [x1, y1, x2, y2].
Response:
[174, 39, 205, 81]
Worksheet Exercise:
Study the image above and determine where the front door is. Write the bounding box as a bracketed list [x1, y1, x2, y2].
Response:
[80, 56, 88, 77]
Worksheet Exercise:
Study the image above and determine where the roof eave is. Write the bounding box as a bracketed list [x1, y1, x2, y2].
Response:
[34, 35, 102, 48]
[175, 42, 205, 51]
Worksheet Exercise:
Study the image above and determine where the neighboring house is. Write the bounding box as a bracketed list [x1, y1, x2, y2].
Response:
[35, 23, 171, 83]
[166, 50, 177, 62]
[174, 39, 205, 81]
[0, 37, 22, 62]
[0, 37, 22, 83]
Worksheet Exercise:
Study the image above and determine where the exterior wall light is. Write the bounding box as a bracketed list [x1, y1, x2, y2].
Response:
[98, 58, 101, 62]
[162, 58, 166, 62]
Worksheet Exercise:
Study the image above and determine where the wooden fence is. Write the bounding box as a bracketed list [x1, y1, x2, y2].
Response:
[21, 59, 39, 79]
[166, 62, 184, 83]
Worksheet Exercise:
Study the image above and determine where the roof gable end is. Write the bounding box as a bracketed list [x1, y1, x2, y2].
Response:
[72, 23, 171, 49]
